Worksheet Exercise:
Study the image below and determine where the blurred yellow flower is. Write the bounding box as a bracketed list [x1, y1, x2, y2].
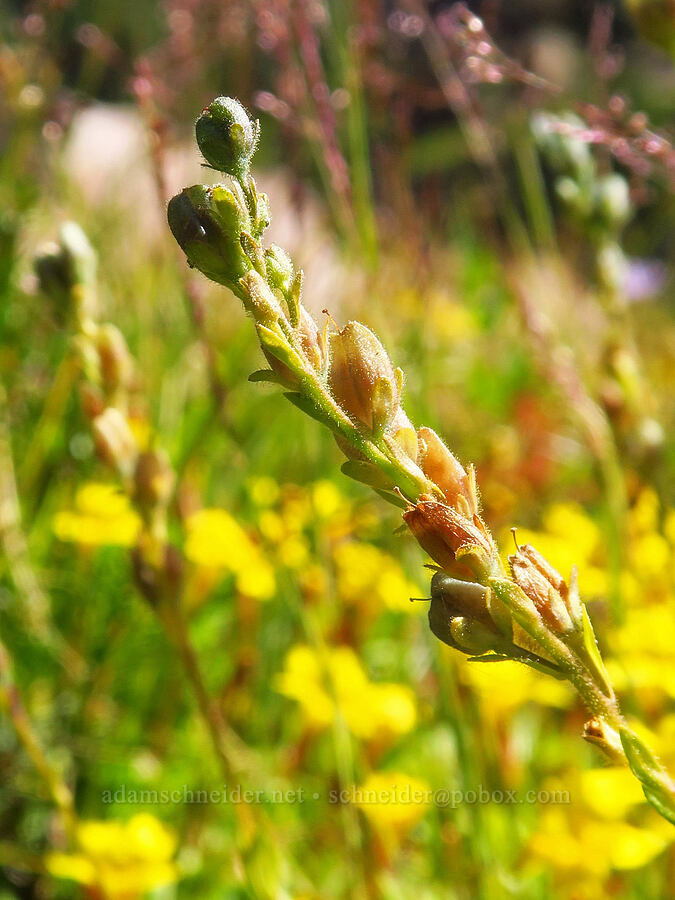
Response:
[46, 814, 178, 899]
[579, 766, 646, 819]
[629, 487, 660, 535]
[529, 808, 670, 883]
[184, 508, 275, 599]
[247, 475, 281, 507]
[53, 482, 141, 547]
[352, 771, 431, 834]
[311, 479, 344, 519]
[607, 604, 675, 700]
[460, 658, 572, 716]
[333, 541, 423, 614]
[275, 645, 417, 741]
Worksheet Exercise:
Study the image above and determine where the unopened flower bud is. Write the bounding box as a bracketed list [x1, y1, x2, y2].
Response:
[34, 222, 97, 321]
[417, 427, 475, 515]
[79, 382, 105, 420]
[96, 324, 134, 396]
[92, 407, 138, 478]
[240, 270, 285, 327]
[508, 543, 577, 632]
[391, 408, 418, 462]
[596, 173, 631, 229]
[264, 244, 294, 296]
[328, 321, 400, 433]
[404, 497, 494, 578]
[134, 449, 175, 514]
[597, 241, 627, 293]
[195, 97, 259, 178]
[167, 183, 251, 290]
[532, 111, 593, 179]
[295, 306, 324, 372]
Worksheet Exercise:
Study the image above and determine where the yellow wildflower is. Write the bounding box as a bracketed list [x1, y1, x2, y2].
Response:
[579, 766, 646, 819]
[247, 476, 281, 507]
[333, 541, 423, 614]
[46, 814, 178, 899]
[352, 771, 431, 834]
[184, 508, 275, 600]
[53, 482, 141, 547]
[606, 605, 675, 700]
[529, 808, 670, 884]
[277, 534, 310, 569]
[275, 645, 417, 741]
[629, 487, 660, 535]
[460, 658, 572, 717]
[310, 479, 344, 519]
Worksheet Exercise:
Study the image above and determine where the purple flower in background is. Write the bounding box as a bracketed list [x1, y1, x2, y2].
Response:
[623, 258, 667, 302]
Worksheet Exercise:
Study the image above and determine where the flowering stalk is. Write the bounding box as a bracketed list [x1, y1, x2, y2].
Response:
[34, 222, 305, 891]
[168, 96, 675, 825]
[33, 223, 260, 785]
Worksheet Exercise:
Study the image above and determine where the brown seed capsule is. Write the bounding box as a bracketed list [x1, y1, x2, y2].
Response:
[508, 543, 574, 632]
[327, 321, 399, 432]
[417, 427, 475, 515]
[404, 496, 494, 578]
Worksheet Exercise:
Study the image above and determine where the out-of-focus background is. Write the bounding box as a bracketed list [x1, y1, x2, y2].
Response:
[1, 1, 674, 897]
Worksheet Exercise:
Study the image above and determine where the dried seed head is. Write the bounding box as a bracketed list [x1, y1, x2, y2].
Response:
[195, 96, 258, 178]
[327, 321, 400, 433]
[417, 427, 475, 515]
[167, 183, 251, 290]
[508, 543, 575, 632]
[404, 497, 494, 578]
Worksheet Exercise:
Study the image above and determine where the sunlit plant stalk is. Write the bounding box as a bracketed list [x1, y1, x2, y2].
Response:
[168, 96, 675, 825]
[0, 636, 76, 839]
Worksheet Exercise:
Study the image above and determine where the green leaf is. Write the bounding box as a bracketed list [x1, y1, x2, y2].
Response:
[341, 460, 393, 490]
[375, 489, 409, 510]
[580, 605, 613, 697]
[248, 369, 287, 385]
[283, 392, 336, 430]
[256, 325, 303, 375]
[642, 787, 675, 826]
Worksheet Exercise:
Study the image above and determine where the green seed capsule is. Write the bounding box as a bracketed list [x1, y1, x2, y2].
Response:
[167, 184, 251, 290]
